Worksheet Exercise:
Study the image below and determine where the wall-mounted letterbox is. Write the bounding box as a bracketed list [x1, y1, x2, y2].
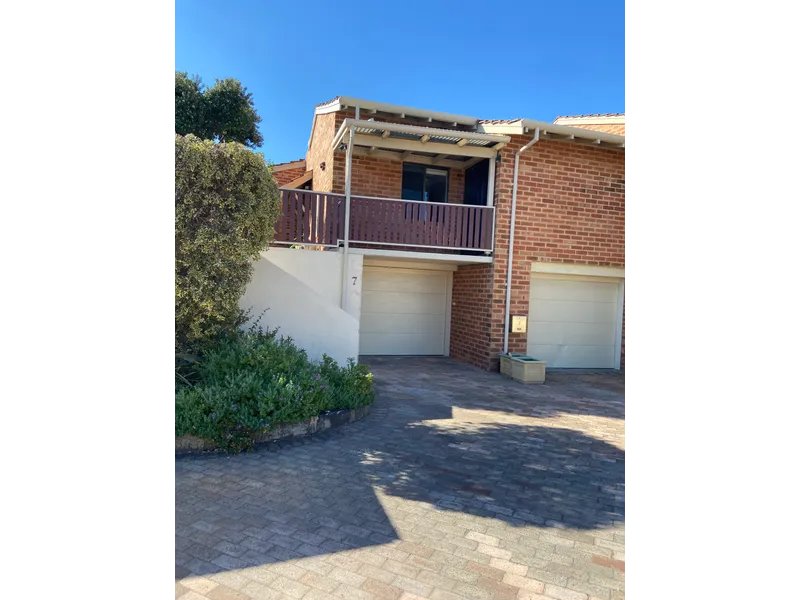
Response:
[511, 315, 528, 333]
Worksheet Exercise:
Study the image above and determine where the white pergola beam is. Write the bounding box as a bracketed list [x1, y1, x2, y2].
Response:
[343, 119, 508, 144]
[462, 157, 483, 169]
[352, 134, 498, 158]
[352, 147, 467, 169]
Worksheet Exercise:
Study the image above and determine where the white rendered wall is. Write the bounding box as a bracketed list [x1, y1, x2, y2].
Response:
[239, 248, 364, 365]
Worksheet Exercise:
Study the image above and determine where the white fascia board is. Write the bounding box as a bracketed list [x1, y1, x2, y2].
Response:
[354, 248, 492, 265]
[352, 134, 497, 159]
[479, 119, 625, 147]
[475, 122, 525, 135]
[316, 97, 480, 127]
[272, 159, 306, 172]
[307, 112, 317, 149]
[522, 119, 624, 145]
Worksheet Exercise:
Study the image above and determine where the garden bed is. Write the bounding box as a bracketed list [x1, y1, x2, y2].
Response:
[175, 403, 371, 455]
[176, 326, 374, 453]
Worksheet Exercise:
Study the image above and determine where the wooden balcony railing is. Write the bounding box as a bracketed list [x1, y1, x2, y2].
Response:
[274, 189, 345, 247]
[275, 188, 494, 252]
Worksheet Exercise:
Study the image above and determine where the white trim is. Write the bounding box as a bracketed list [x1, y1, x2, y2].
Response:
[272, 159, 306, 172]
[554, 115, 625, 125]
[362, 261, 457, 272]
[486, 157, 496, 209]
[614, 280, 624, 370]
[340, 127, 354, 309]
[363, 258, 458, 271]
[351, 240, 492, 253]
[478, 119, 624, 148]
[353, 248, 492, 264]
[474, 122, 523, 135]
[444, 270, 453, 357]
[353, 134, 497, 158]
[530, 262, 625, 279]
[315, 96, 480, 127]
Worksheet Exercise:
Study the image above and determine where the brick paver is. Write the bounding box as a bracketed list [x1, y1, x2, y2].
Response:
[177, 357, 625, 599]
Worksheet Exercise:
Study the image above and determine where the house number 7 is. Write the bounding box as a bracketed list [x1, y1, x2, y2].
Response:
[352, 277, 358, 285]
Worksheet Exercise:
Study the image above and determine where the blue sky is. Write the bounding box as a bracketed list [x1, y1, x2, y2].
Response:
[176, 1, 624, 165]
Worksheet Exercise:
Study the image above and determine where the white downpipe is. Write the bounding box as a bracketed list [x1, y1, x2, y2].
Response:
[502, 127, 540, 355]
[340, 105, 359, 309]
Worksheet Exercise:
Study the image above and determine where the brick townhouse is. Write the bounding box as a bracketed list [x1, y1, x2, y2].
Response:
[267, 97, 625, 371]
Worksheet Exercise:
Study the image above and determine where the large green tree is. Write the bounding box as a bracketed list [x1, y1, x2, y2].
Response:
[175, 72, 264, 148]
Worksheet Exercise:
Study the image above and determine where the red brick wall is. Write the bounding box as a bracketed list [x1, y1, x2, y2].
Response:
[452, 136, 625, 370]
[450, 264, 495, 368]
[348, 155, 403, 198]
[272, 164, 306, 187]
[307, 113, 337, 192]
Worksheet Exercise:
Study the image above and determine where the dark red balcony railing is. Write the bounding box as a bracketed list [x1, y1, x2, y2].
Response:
[275, 188, 494, 252]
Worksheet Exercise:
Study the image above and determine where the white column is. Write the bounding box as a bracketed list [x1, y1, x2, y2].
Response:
[340, 127, 354, 309]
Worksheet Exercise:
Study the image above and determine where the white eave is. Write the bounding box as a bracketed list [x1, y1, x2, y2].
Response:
[271, 158, 306, 172]
[316, 96, 480, 127]
[478, 119, 624, 149]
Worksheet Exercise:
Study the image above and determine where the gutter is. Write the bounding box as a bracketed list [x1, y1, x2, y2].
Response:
[502, 127, 540, 355]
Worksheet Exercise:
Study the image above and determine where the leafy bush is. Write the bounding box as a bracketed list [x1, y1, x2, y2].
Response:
[175, 134, 280, 353]
[175, 327, 374, 453]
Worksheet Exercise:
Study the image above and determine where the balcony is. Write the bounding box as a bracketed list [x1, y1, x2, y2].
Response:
[274, 188, 494, 254]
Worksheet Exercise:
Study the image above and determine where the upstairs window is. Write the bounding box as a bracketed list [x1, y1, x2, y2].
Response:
[402, 164, 448, 203]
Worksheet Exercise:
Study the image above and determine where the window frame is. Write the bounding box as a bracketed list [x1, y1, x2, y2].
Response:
[401, 163, 450, 204]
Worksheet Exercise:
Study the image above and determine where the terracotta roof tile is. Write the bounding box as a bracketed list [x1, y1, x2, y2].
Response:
[555, 113, 624, 120]
[476, 118, 521, 124]
[315, 96, 341, 108]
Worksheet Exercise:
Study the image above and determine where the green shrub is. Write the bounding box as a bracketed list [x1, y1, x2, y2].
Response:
[175, 328, 374, 453]
[175, 134, 280, 353]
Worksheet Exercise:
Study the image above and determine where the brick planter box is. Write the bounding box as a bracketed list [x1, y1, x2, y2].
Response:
[501, 354, 546, 384]
[175, 403, 372, 455]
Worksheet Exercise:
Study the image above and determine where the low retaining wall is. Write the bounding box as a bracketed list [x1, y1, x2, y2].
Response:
[175, 404, 372, 455]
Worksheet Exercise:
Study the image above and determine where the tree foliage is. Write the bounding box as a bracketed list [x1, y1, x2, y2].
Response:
[175, 134, 280, 352]
[175, 72, 264, 148]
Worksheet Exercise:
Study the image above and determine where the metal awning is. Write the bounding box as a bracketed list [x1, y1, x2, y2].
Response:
[332, 119, 510, 169]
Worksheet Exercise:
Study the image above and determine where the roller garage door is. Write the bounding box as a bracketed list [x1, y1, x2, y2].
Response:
[527, 273, 622, 368]
[360, 267, 449, 355]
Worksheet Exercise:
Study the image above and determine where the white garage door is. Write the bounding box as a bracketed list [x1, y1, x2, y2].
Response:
[527, 274, 622, 368]
[360, 267, 449, 355]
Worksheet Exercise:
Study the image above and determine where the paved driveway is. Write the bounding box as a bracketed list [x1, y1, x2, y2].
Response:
[176, 357, 625, 600]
